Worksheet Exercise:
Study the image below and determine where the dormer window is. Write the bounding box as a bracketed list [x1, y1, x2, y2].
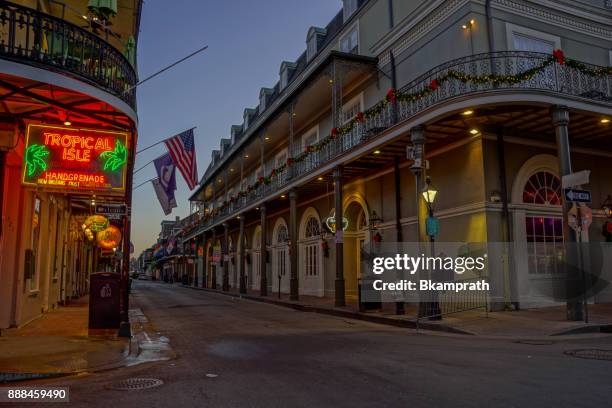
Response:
[279, 61, 296, 91]
[243, 108, 256, 131]
[343, 0, 358, 22]
[306, 27, 326, 62]
[231, 125, 242, 143]
[307, 36, 317, 61]
[259, 88, 273, 114]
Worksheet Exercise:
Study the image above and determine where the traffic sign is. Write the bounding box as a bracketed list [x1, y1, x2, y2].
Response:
[580, 205, 592, 230]
[561, 170, 590, 189]
[564, 188, 591, 203]
[95, 203, 127, 219]
[568, 205, 579, 233]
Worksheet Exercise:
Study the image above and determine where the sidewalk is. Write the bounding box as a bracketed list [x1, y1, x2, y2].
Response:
[0, 297, 129, 381]
[183, 284, 612, 339]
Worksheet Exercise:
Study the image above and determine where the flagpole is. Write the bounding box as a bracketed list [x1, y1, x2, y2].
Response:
[133, 159, 154, 175]
[135, 126, 197, 155]
[133, 177, 157, 190]
[123, 45, 209, 95]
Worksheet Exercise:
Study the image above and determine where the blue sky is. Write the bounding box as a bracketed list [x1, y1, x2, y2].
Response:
[132, 0, 343, 255]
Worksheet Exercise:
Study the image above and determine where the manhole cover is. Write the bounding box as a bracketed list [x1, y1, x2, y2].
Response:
[564, 349, 612, 361]
[514, 340, 554, 346]
[107, 378, 164, 390]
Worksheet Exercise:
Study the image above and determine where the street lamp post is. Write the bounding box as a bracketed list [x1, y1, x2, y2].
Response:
[422, 177, 441, 320]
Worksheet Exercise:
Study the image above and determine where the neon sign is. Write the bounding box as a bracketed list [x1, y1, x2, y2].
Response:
[22, 124, 129, 193]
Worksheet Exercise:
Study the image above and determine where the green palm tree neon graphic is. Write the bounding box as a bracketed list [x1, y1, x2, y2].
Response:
[99, 140, 127, 171]
[25, 144, 50, 177]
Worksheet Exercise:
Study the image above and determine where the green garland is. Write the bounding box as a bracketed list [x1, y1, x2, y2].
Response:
[203, 51, 610, 220]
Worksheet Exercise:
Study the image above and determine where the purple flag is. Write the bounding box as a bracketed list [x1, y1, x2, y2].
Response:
[152, 153, 177, 214]
[154, 153, 177, 201]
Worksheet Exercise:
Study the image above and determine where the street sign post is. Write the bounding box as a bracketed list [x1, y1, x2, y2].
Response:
[561, 170, 590, 189]
[564, 188, 591, 203]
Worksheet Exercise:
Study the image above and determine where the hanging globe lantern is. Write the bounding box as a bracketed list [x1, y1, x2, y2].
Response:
[83, 214, 109, 233]
[97, 225, 122, 250]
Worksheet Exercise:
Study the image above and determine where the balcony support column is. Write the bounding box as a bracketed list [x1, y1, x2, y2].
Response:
[552, 106, 583, 322]
[239, 214, 246, 294]
[260, 203, 268, 296]
[394, 156, 405, 315]
[222, 222, 229, 292]
[289, 189, 299, 300]
[211, 228, 217, 289]
[198, 232, 208, 288]
[240, 153, 245, 206]
[334, 166, 345, 307]
[331, 60, 344, 128]
[287, 102, 296, 180]
[409, 126, 429, 318]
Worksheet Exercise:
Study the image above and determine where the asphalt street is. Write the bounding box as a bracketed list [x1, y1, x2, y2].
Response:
[16, 280, 612, 408]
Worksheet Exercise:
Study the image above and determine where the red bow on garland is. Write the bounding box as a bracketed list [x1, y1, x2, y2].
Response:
[386, 88, 397, 104]
[553, 49, 565, 65]
[429, 79, 439, 90]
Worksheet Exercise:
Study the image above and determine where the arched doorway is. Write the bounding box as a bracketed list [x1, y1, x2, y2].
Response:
[512, 154, 564, 306]
[271, 218, 290, 295]
[343, 195, 370, 299]
[251, 226, 262, 291]
[299, 207, 324, 297]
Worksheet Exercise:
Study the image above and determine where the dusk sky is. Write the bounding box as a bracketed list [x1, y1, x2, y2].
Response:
[132, 0, 343, 255]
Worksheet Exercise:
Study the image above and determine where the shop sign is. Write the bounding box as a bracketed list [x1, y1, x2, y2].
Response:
[22, 124, 129, 194]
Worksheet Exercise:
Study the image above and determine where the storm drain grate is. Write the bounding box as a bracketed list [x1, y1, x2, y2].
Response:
[564, 349, 612, 361]
[107, 378, 164, 391]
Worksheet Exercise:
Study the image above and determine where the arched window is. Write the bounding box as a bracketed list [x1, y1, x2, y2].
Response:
[522, 171, 564, 274]
[276, 225, 288, 244]
[522, 171, 561, 205]
[305, 217, 320, 238]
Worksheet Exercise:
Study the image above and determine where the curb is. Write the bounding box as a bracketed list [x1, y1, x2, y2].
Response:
[550, 323, 612, 336]
[181, 284, 473, 336]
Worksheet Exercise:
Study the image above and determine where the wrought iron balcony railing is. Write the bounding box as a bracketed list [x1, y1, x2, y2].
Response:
[0, 1, 137, 109]
[190, 51, 611, 235]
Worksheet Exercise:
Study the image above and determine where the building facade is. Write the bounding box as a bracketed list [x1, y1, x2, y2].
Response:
[184, 0, 612, 316]
[0, 0, 141, 329]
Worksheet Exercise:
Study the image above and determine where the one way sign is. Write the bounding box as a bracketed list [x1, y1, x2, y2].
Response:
[564, 188, 591, 203]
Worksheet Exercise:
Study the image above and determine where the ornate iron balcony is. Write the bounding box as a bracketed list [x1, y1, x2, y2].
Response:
[0, 1, 137, 109]
[190, 51, 611, 235]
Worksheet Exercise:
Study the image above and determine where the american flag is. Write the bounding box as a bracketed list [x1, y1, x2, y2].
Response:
[164, 128, 198, 190]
